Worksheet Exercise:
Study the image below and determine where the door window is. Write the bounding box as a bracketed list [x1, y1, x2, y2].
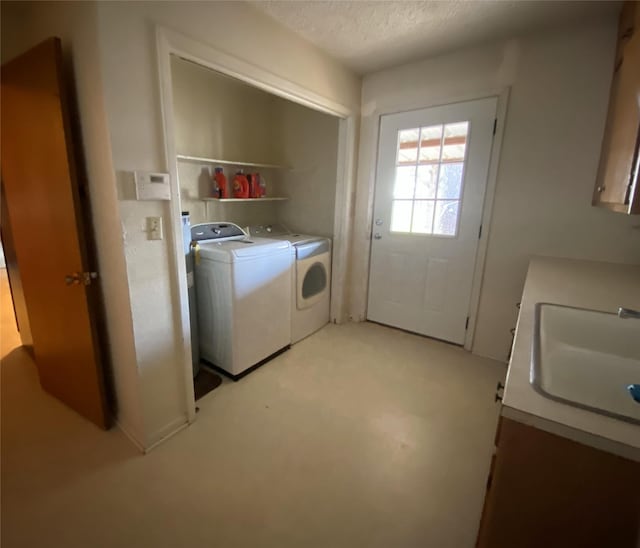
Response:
[390, 121, 469, 236]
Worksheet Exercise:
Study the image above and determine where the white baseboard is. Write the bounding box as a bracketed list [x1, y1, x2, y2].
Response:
[116, 414, 190, 454]
[115, 418, 146, 454]
[144, 415, 190, 453]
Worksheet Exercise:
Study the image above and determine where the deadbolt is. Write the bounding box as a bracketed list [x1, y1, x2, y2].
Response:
[375, 219, 383, 226]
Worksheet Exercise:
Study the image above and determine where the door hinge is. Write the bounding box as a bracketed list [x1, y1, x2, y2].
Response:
[465, 316, 470, 330]
[492, 118, 497, 135]
[478, 224, 483, 239]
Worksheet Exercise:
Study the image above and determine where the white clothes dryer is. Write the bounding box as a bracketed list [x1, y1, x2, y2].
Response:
[248, 225, 331, 343]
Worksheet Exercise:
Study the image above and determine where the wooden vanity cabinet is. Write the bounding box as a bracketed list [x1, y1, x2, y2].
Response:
[476, 417, 640, 548]
[593, 0, 640, 214]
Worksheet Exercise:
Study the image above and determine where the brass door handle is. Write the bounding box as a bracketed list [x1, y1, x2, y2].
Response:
[65, 272, 98, 286]
[65, 273, 81, 285]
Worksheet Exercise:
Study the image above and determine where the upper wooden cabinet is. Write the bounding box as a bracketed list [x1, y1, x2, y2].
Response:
[593, 1, 640, 214]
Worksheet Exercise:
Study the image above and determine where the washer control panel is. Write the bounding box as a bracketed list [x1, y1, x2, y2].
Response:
[191, 222, 247, 242]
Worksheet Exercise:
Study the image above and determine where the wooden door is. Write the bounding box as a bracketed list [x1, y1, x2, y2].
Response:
[367, 98, 496, 344]
[593, 0, 640, 214]
[1, 38, 110, 429]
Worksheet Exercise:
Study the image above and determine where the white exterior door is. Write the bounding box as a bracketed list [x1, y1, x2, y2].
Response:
[367, 98, 497, 344]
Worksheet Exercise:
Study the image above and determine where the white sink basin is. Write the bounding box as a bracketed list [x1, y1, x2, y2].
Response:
[532, 303, 640, 424]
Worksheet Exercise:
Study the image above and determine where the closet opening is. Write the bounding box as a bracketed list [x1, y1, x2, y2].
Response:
[156, 30, 356, 420]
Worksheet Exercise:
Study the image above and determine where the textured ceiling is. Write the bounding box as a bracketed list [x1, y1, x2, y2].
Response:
[251, 1, 620, 74]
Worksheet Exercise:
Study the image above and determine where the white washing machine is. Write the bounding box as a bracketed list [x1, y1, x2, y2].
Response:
[248, 225, 331, 343]
[192, 222, 292, 379]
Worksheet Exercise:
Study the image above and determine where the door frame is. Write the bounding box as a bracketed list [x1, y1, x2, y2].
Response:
[155, 27, 358, 421]
[362, 89, 510, 351]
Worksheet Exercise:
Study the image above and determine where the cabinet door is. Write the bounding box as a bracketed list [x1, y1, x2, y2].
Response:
[593, 1, 640, 214]
[476, 418, 640, 548]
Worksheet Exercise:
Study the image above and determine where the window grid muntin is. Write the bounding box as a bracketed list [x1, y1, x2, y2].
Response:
[391, 121, 469, 236]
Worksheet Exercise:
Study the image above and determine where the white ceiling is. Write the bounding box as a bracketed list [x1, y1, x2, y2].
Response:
[251, 1, 620, 74]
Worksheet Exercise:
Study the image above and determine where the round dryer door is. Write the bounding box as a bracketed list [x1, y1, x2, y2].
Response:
[296, 240, 331, 310]
[302, 262, 327, 297]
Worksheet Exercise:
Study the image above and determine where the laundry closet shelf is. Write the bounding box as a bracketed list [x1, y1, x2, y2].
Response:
[202, 197, 289, 202]
[177, 154, 288, 170]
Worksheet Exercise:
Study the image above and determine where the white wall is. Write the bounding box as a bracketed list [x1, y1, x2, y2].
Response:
[96, 1, 361, 447]
[277, 101, 340, 237]
[1, 1, 144, 443]
[171, 56, 283, 163]
[171, 56, 282, 227]
[351, 19, 640, 361]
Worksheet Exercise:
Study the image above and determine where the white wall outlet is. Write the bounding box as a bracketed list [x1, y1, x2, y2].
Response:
[146, 216, 163, 240]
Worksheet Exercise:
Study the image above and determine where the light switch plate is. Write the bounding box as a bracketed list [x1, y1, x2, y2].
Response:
[146, 216, 163, 240]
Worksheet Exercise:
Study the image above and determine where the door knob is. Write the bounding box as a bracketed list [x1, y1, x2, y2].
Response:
[373, 233, 382, 240]
[65, 271, 98, 286]
[65, 273, 81, 286]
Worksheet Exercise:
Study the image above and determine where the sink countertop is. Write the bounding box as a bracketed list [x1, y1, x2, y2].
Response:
[503, 256, 640, 460]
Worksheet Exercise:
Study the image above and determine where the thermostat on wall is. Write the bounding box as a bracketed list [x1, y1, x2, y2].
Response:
[134, 171, 171, 201]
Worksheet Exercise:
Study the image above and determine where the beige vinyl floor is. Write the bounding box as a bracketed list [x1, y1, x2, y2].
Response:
[1, 269, 505, 547]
